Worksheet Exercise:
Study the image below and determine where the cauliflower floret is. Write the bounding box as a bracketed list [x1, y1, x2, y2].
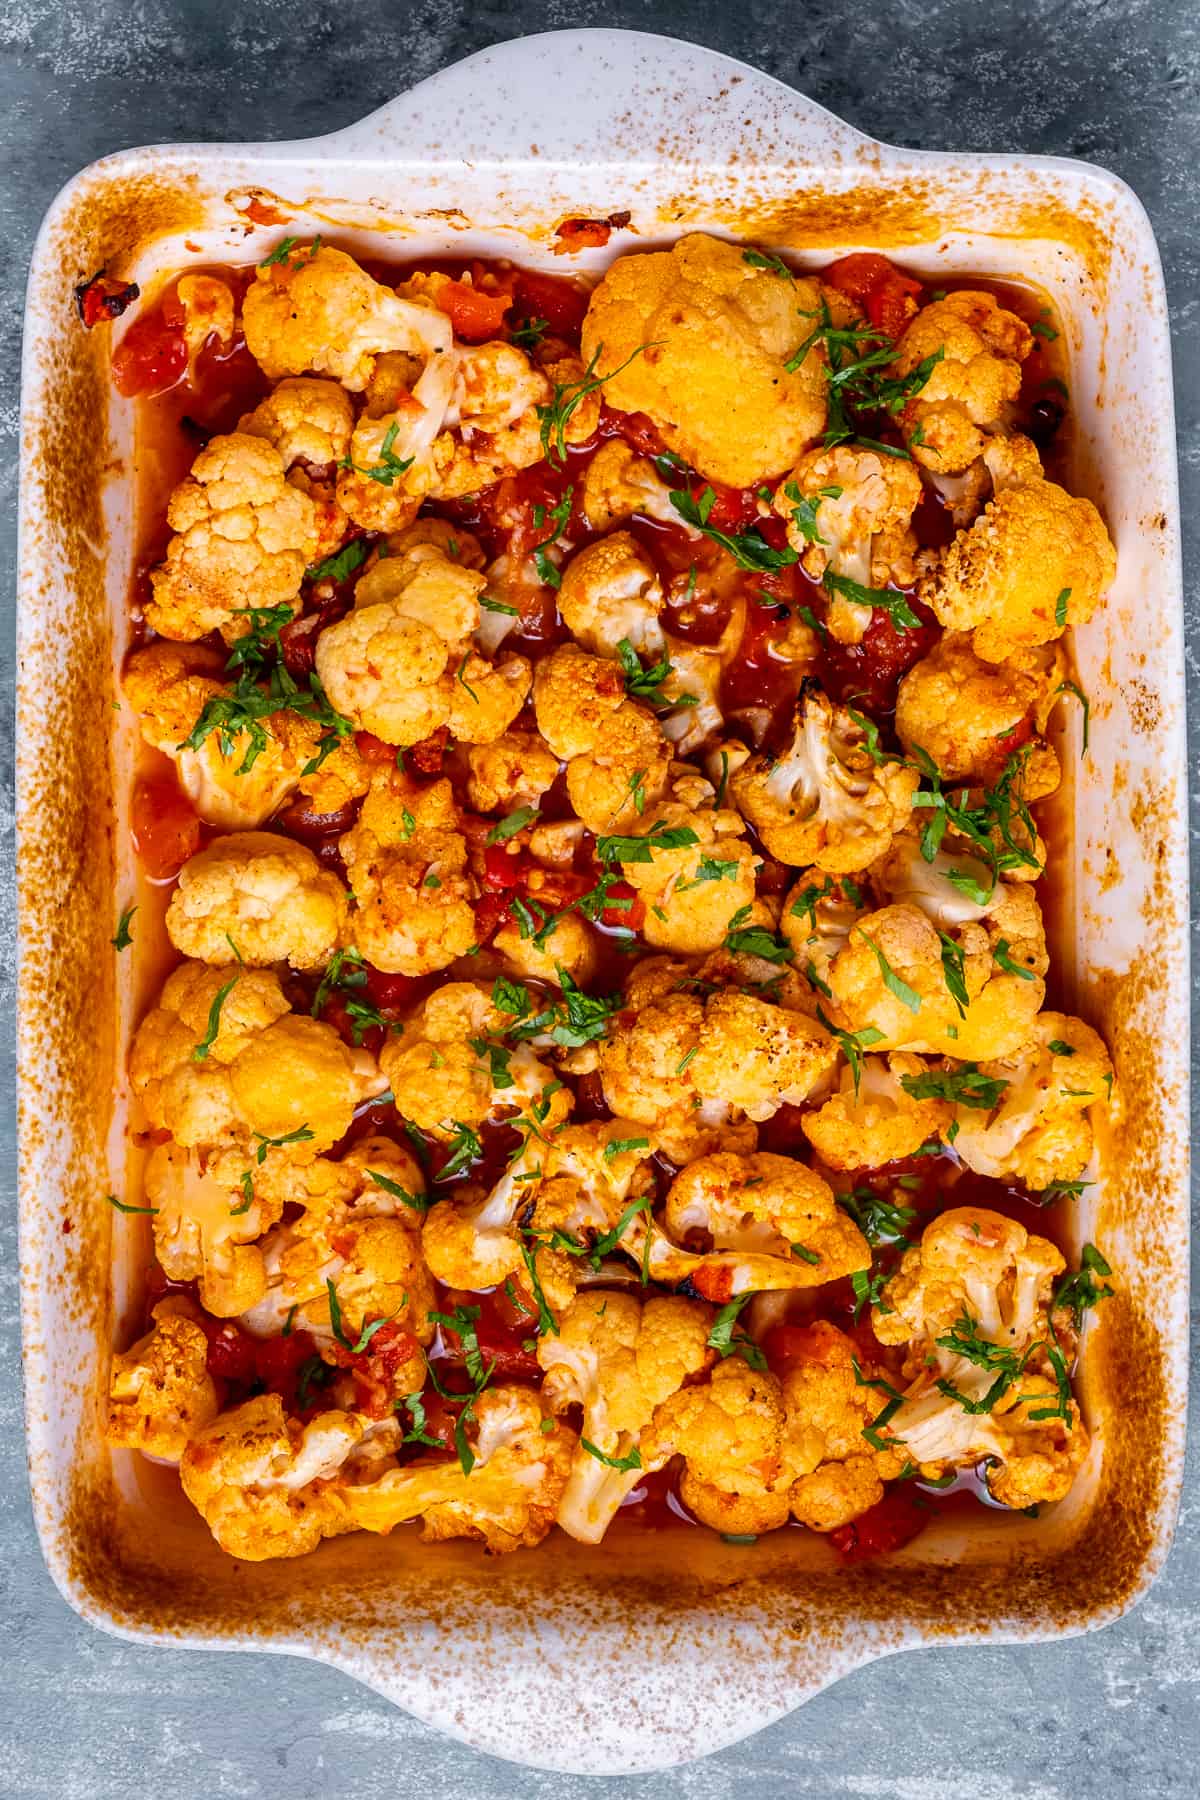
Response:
[643, 1358, 795, 1535]
[493, 911, 596, 988]
[130, 959, 384, 1155]
[580, 439, 695, 533]
[420, 1155, 544, 1296]
[774, 445, 922, 611]
[580, 234, 830, 487]
[557, 531, 666, 660]
[465, 730, 561, 815]
[175, 273, 235, 372]
[341, 1385, 576, 1553]
[381, 980, 569, 1138]
[730, 682, 917, 871]
[826, 899, 1045, 1061]
[656, 638, 725, 758]
[165, 831, 347, 970]
[179, 1392, 366, 1560]
[690, 991, 838, 1123]
[239, 376, 354, 471]
[314, 544, 487, 746]
[918, 437, 1117, 663]
[565, 700, 672, 834]
[892, 290, 1032, 475]
[537, 1290, 714, 1543]
[106, 1296, 219, 1461]
[894, 630, 1065, 785]
[243, 243, 455, 396]
[123, 643, 369, 831]
[338, 774, 477, 976]
[779, 1321, 906, 1531]
[445, 648, 532, 744]
[533, 642, 627, 760]
[873, 1206, 1063, 1354]
[781, 869, 872, 1010]
[616, 799, 760, 954]
[595, 960, 757, 1164]
[802, 1052, 950, 1170]
[143, 1140, 283, 1317]
[644, 1150, 870, 1297]
[946, 1012, 1114, 1191]
[147, 433, 319, 642]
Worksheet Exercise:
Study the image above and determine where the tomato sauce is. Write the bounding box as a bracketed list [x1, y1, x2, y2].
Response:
[118, 243, 1080, 1556]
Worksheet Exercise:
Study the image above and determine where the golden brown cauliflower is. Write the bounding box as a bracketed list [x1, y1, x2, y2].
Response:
[165, 832, 347, 970]
[802, 1052, 951, 1171]
[432, 347, 599, 499]
[892, 289, 1032, 475]
[616, 799, 760, 954]
[918, 437, 1117, 663]
[106, 1296, 219, 1462]
[945, 1011, 1114, 1191]
[825, 898, 1045, 1061]
[144, 1139, 285, 1317]
[689, 990, 839, 1123]
[580, 234, 830, 487]
[243, 243, 455, 394]
[580, 439, 695, 533]
[557, 531, 666, 660]
[123, 643, 369, 832]
[894, 630, 1065, 785]
[532, 641, 626, 761]
[537, 1289, 714, 1543]
[780, 869, 872, 1010]
[339, 774, 477, 977]
[238, 376, 354, 471]
[778, 1320, 907, 1531]
[730, 682, 917, 871]
[643, 1357, 796, 1535]
[342, 1385, 576, 1554]
[465, 730, 561, 816]
[147, 433, 319, 642]
[645, 1149, 870, 1297]
[176, 273, 235, 371]
[130, 960, 383, 1154]
[774, 444, 922, 615]
[564, 699, 672, 834]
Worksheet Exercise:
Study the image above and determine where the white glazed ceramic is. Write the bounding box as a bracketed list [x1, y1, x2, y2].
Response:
[17, 29, 1188, 1775]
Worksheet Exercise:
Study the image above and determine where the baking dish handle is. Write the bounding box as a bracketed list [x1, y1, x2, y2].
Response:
[317, 29, 876, 167]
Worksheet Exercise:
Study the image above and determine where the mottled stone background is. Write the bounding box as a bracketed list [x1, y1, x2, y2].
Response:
[1, 2, 1196, 1794]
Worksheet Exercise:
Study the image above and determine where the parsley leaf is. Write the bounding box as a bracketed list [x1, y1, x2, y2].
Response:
[669, 485, 798, 572]
[112, 905, 136, 951]
[707, 1295, 767, 1371]
[486, 805, 540, 845]
[191, 977, 239, 1062]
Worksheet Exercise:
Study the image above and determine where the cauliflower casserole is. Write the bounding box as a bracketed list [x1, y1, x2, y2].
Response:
[92, 234, 1117, 1564]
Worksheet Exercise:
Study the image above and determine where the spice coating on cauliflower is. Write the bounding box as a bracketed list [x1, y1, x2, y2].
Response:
[147, 433, 319, 642]
[533, 642, 627, 761]
[894, 630, 1063, 783]
[774, 444, 922, 602]
[558, 531, 666, 660]
[801, 1052, 950, 1170]
[617, 799, 760, 954]
[239, 376, 355, 471]
[778, 1321, 907, 1531]
[643, 1357, 796, 1536]
[106, 1296, 220, 1461]
[565, 700, 671, 834]
[731, 682, 918, 871]
[580, 439, 691, 533]
[339, 774, 477, 976]
[892, 289, 1032, 475]
[581, 233, 829, 487]
[166, 832, 347, 970]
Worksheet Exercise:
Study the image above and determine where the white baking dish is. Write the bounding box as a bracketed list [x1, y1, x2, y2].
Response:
[16, 29, 1188, 1775]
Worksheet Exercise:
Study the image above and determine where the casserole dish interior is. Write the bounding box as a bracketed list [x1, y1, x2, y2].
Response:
[17, 29, 1187, 1773]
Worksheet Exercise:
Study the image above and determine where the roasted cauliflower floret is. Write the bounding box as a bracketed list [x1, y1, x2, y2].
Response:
[644, 1357, 795, 1535]
[892, 289, 1032, 475]
[802, 1052, 950, 1170]
[165, 832, 347, 970]
[381, 980, 569, 1138]
[826, 900, 1045, 1061]
[646, 1150, 870, 1296]
[143, 1140, 283, 1318]
[243, 243, 455, 395]
[894, 630, 1065, 784]
[616, 799, 760, 954]
[147, 433, 319, 642]
[918, 437, 1117, 663]
[532, 641, 626, 760]
[781, 869, 872, 1009]
[465, 730, 561, 816]
[581, 233, 830, 487]
[580, 439, 693, 532]
[238, 376, 354, 471]
[565, 700, 671, 834]
[873, 1206, 1063, 1355]
[730, 682, 917, 871]
[492, 911, 597, 988]
[106, 1296, 219, 1461]
[130, 959, 383, 1155]
[946, 1012, 1114, 1191]
[537, 1290, 714, 1543]
[343, 1385, 576, 1554]
[690, 991, 838, 1123]
[775, 445, 922, 609]
[175, 273, 235, 371]
[779, 1321, 906, 1531]
[557, 531, 666, 660]
[338, 774, 477, 976]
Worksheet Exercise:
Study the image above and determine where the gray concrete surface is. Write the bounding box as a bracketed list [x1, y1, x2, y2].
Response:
[1, 2, 1196, 1794]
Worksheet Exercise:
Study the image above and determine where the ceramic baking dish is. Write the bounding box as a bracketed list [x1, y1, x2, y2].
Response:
[16, 28, 1188, 1775]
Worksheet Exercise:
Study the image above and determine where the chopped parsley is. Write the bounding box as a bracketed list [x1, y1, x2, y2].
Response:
[366, 1168, 430, 1213]
[486, 805, 540, 845]
[252, 1124, 315, 1163]
[823, 567, 923, 632]
[112, 906, 136, 951]
[537, 341, 651, 467]
[325, 1277, 397, 1355]
[594, 820, 700, 864]
[531, 488, 573, 588]
[617, 638, 696, 709]
[339, 418, 414, 487]
[191, 977, 238, 1062]
[580, 1439, 642, 1472]
[439, 1121, 484, 1181]
[1052, 1244, 1115, 1327]
[706, 1295, 767, 1371]
[668, 484, 798, 573]
[105, 1193, 159, 1216]
[857, 926, 921, 1013]
[306, 537, 370, 584]
[899, 1066, 1007, 1110]
[724, 904, 793, 963]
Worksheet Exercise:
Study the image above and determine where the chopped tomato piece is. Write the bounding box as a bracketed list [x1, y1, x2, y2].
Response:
[354, 730, 398, 766]
[130, 774, 202, 880]
[828, 1488, 930, 1562]
[435, 278, 511, 342]
[75, 269, 140, 329]
[200, 1319, 258, 1384]
[511, 269, 589, 339]
[554, 212, 630, 253]
[111, 304, 188, 397]
[824, 252, 924, 341]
